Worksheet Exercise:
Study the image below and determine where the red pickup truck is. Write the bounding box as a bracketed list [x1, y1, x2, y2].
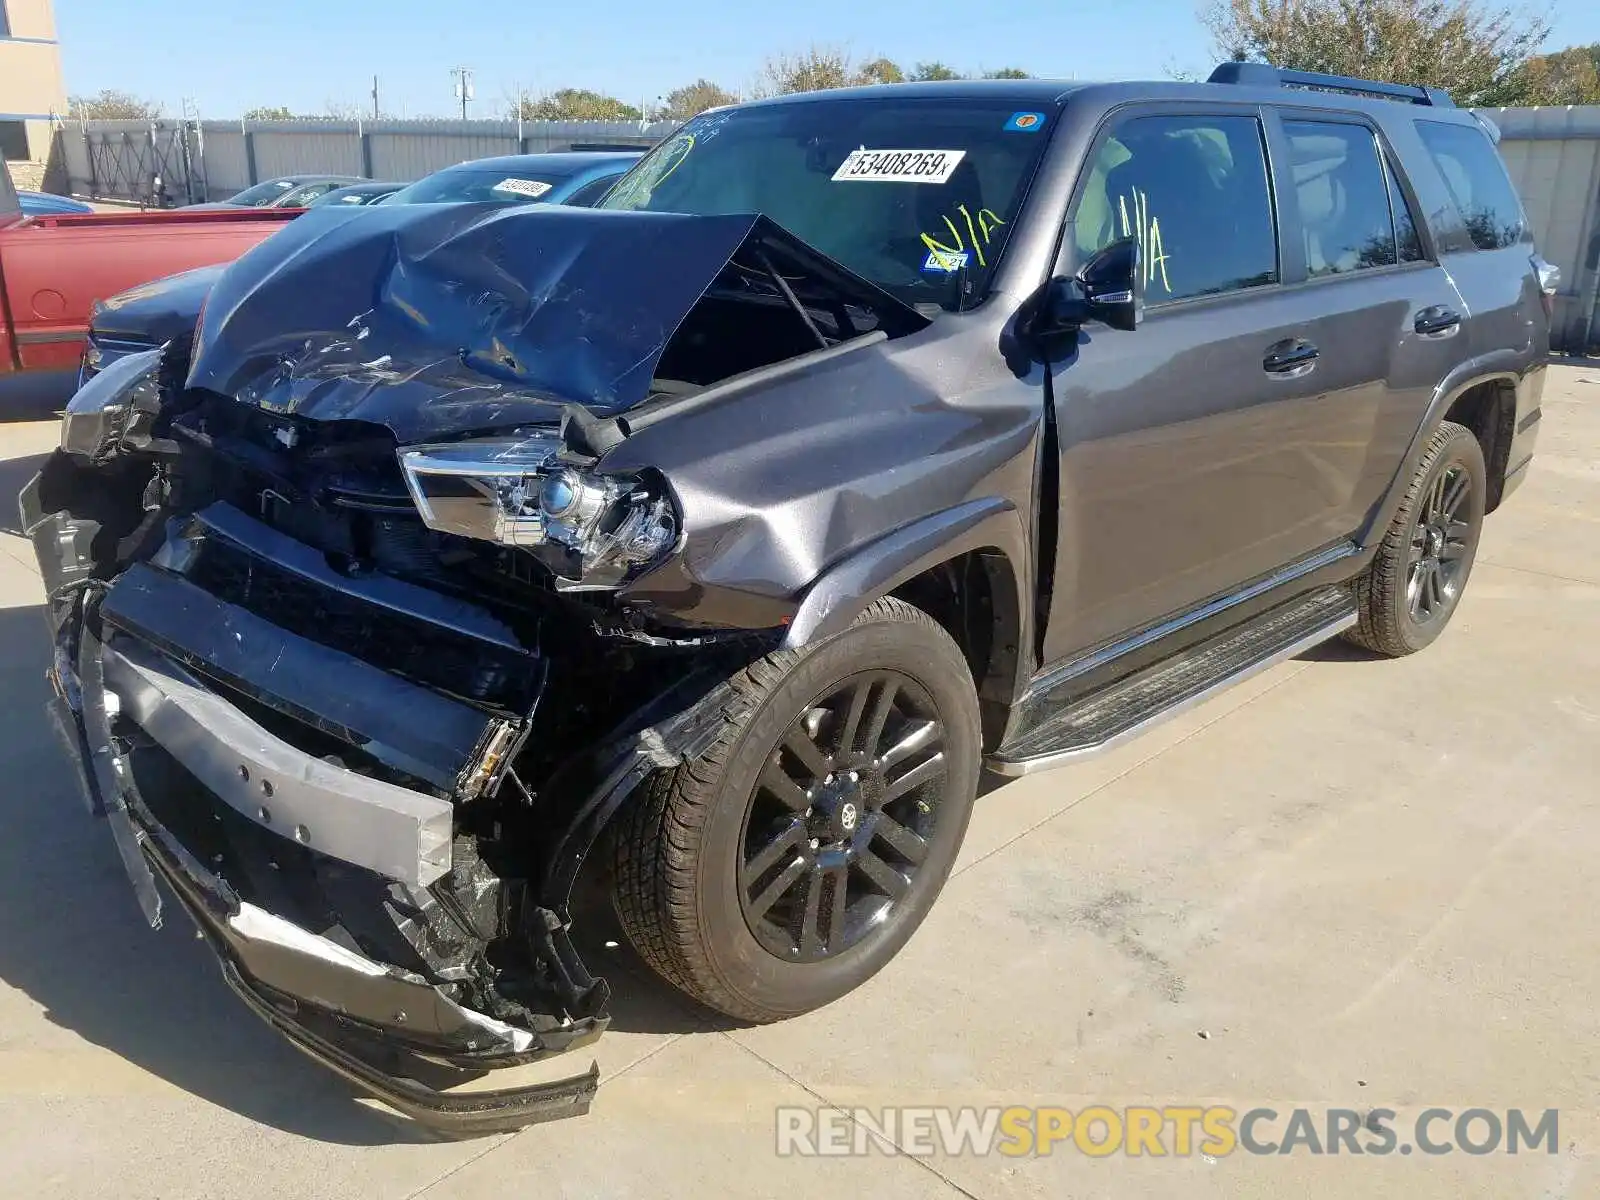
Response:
[1, 162, 295, 378]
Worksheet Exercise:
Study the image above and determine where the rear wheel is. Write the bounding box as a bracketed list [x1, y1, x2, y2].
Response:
[609, 597, 981, 1022]
[1346, 419, 1486, 656]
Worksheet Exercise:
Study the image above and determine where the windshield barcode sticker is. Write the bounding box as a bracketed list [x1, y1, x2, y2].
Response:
[832, 149, 967, 184]
[492, 178, 553, 198]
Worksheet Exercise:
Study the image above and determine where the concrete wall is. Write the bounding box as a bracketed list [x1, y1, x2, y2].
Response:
[0, 0, 68, 161]
[1478, 106, 1600, 355]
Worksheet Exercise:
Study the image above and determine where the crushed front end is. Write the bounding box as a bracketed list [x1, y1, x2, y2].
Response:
[18, 341, 762, 1134]
[18, 201, 938, 1131]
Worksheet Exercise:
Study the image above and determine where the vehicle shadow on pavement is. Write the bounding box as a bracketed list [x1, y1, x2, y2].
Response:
[0, 602, 436, 1144]
[0, 371, 75, 423]
[565, 866, 743, 1037]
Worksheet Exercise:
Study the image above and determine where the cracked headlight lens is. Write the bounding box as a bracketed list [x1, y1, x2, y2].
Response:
[60, 346, 163, 462]
[398, 435, 678, 591]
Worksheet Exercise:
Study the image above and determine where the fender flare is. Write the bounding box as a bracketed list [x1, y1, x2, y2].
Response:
[781, 495, 1031, 657]
[1358, 353, 1521, 548]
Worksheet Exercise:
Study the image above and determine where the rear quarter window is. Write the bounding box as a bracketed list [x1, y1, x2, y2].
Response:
[1416, 120, 1527, 251]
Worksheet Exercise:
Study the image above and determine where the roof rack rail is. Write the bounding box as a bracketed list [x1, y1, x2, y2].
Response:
[1207, 61, 1455, 108]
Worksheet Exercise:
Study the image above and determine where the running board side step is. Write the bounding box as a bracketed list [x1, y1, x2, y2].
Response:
[987, 586, 1357, 776]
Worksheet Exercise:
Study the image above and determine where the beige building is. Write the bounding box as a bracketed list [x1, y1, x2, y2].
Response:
[1, 0, 67, 164]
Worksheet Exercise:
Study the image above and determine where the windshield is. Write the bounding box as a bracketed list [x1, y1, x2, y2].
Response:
[228, 178, 299, 206]
[308, 187, 383, 208]
[600, 96, 1058, 308]
[386, 168, 567, 206]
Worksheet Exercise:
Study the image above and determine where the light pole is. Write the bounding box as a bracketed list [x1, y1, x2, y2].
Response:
[451, 67, 475, 120]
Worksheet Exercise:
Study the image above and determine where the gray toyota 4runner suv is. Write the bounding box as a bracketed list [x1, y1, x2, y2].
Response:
[20, 63, 1551, 1130]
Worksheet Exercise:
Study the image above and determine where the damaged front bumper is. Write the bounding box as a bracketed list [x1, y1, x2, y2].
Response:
[49, 618, 605, 1133]
[23, 480, 621, 1134]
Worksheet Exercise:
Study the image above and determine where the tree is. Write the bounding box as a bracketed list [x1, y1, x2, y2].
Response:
[910, 61, 964, 81]
[754, 45, 861, 95]
[857, 57, 906, 85]
[68, 89, 163, 121]
[661, 79, 739, 121]
[514, 88, 642, 121]
[1201, 0, 1550, 107]
[984, 67, 1033, 79]
[242, 106, 295, 121]
[1509, 43, 1600, 104]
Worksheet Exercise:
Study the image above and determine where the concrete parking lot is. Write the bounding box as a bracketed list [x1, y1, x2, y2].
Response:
[1, 365, 1596, 1199]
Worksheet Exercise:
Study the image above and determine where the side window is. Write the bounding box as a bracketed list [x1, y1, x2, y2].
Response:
[564, 175, 618, 208]
[1416, 120, 1526, 251]
[1073, 114, 1278, 304]
[1282, 120, 1399, 276]
[1384, 156, 1425, 263]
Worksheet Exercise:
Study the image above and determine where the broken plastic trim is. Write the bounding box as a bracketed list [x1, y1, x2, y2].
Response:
[60, 619, 605, 1131]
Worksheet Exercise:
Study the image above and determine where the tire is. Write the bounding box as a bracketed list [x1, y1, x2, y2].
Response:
[609, 596, 982, 1023]
[1346, 419, 1486, 657]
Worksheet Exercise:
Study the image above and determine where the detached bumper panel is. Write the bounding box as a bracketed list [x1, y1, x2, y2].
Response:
[103, 635, 455, 888]
[101, 561, 491, 790]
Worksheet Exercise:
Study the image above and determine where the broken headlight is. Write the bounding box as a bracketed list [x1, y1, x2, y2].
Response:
[398, 435, 678, 591]
[59, 346, 164, 462]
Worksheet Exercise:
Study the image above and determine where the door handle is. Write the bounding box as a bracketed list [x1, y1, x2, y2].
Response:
[1414, 306, 1462, 339]
[1263, 338, 1319, 379]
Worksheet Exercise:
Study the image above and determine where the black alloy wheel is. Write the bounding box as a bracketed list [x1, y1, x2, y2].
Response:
[738, 672, 951, 963]
[1406, 463, 1473, 624]
[1347, 419, 1487, 657]
[608, 596, 982, 1023]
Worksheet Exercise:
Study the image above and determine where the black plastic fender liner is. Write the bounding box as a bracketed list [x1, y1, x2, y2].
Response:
[537, 669, 740, 912]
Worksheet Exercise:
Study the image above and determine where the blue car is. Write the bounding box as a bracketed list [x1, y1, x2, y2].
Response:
[378, 151, 641, 207]
[19, 190, 94, 217]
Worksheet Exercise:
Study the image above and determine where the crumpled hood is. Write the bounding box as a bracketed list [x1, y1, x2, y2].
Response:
[95, 264, 226, 342]
[185, 203, 862, 442]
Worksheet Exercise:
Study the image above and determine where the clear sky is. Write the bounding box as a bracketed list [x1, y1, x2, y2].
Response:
[54, 0, 1600, 120]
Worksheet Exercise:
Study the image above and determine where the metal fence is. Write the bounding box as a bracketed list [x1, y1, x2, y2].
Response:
[53, 116, 677, 206]
[1478, 106, 1600, 355]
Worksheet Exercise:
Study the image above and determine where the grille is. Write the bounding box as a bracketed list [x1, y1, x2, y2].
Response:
[187, 536, 537, 710]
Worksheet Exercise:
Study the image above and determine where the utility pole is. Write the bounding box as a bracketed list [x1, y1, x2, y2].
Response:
[371, 75, 380, 120]
[450, 66, 475, 121]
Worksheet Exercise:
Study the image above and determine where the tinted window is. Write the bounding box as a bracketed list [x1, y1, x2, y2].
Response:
[386, 168, 565, 205]
[1385, 156, 1425, 262]
[227, 178, 299, 206]
[564, 174, 619, 207]
[600, 98, 1056, 311]
[1417, 121, 1525, 250]
[1283, 120, 1399, 276]
[278, 181, 344, 206]
[1074, 114, 1277, 303]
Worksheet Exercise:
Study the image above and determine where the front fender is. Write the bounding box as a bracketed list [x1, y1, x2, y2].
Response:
[782, 495, 1030, 657]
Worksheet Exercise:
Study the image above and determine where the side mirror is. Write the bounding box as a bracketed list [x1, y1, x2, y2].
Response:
[1078, 236, 1144, 332]
[1022, 236, 1146, 347]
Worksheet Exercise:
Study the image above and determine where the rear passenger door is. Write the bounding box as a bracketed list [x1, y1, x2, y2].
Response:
[1409, 118, 1542, 363]
[1263, 108, 1469, 542]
